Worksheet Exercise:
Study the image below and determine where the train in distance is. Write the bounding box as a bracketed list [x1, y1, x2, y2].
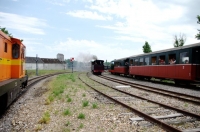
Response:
[91, 60, 104, 75]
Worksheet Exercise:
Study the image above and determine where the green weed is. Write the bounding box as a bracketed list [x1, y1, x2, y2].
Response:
[82, 100, 89, 107]
[79, 123, 84, 128]
[63, 109, 71, 116]
[78, 113, 85, 119]
[67, 98, 72, 102]
[39, 111, 50, 124]
[92, 103, 98, 109]
[82, 93, 86, 97]
[67, 74, 76, 82]
[34, 124, 42, 131]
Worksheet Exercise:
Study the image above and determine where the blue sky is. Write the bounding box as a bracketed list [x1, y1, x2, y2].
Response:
[0, 0, 200, 62]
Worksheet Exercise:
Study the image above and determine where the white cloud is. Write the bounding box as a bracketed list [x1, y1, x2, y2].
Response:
[89, 0, 199, 52]
[45, 38, 135, 61]
[0, 12, 47, 34]
[83, 0, 93, 3]
[47, 0, 71, 6]
[66, 10, 112, 20]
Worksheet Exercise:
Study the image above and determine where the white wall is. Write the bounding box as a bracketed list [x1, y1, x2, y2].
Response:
[26, 63, 65, 70]
[43, 63, 65, 70]
[26, 63, 44, 70]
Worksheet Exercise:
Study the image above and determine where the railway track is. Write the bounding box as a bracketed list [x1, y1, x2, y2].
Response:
[1, 72, 70, 116]
[27, 72, 70, 87]
[79, 72, 200, 132]
[99, 75, 200, 105]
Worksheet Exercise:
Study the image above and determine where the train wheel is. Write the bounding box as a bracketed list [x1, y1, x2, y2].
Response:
[0, 93, 8, 115]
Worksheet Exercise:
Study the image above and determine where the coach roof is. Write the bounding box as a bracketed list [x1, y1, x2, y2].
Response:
[113, 42, 200, 61]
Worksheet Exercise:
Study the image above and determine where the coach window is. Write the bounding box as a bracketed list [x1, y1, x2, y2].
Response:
[168, 54, 176, 64]
[139, 58, 144, 66]
[12, 44, 20, 59]
[145, 57, 149, 65]
[4, 43, 7, 53]
[180, 52, 189, 64]
[134, 58, 138, 66]
[159, 55, 165, 65]
[132, 59, 135, 65]
[151, 56, 156, 65]
[130, 59, 133, 66]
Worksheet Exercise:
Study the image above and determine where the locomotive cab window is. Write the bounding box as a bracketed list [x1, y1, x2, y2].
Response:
[12, 44, 20, 59]
[4, 43, 7, 52]
[115, 62, 120, 66]
[180, 52, 189, 64]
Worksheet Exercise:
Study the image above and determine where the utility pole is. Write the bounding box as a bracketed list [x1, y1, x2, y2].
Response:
[72, 61, 73, 73]
[36, 54, 38, 76]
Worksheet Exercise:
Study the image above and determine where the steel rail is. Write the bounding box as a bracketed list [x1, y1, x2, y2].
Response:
[79, 73, 182, 132]
[28, 72, 71, 82]
[96, 75, 200, 119]
[100, 75, 200, 105]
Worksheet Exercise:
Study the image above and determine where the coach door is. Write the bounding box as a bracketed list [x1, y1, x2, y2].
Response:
[192, 47, 200, 80]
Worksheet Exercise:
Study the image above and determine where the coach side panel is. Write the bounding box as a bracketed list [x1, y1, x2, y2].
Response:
[129, 65, 195, 81]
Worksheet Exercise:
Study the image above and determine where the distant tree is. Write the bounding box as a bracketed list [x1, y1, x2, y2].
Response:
[195, 15, 200, 40]
[143, 41, 152, 53]
[173, 33, 186, 47]
[0, 27, 13, 37]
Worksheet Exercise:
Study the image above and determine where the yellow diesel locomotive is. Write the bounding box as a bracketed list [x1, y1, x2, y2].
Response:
[0, 30, 28, 114]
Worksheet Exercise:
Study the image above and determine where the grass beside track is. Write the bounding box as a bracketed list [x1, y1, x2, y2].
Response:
[36, 72, 100, 131]
[27, 70, 71, 78]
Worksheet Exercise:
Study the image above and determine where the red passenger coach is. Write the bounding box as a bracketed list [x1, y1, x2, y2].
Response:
[109, 42, 200, 85]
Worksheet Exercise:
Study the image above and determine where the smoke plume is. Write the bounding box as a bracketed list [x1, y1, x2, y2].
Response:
[72, 52, 98, 72]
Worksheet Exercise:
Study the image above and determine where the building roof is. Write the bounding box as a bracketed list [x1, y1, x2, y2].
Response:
[40, 58, 64, 64]
[25, 57, 44, 63]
